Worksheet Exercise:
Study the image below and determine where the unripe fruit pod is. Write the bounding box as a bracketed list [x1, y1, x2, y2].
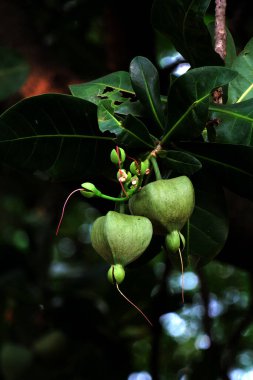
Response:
[91, 211, 153, 266]
[129, 176, 195, 235]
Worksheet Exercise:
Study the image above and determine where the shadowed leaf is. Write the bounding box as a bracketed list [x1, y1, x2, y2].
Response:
[0, 94, 114, 181]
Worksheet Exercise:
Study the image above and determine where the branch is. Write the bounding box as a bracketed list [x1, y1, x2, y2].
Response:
[214, 0, 227, 60]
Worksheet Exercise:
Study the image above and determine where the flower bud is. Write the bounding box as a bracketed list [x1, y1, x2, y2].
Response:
[110, 147, 126, 165]
[80, 182, 101, 198]
[130, 159, 150, 176]
[107, 264, 125, 284]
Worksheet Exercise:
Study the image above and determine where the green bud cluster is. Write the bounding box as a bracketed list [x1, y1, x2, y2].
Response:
[78, 149, 195, 286]
[130, 159, 150, 176]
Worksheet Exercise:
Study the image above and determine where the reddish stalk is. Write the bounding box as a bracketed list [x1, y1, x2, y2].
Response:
[115, 282, 153, 327]
[178, 248, 184, 303]
[55, 188, 83, 236]
[112, 266, 153, 327]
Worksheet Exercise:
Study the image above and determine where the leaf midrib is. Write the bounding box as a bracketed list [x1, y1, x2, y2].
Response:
[0, 134, 114, 143]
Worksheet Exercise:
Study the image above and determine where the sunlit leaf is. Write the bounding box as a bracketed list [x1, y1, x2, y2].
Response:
[162, 66, 237, 142]
[69, 71, 145, 117]
[228, 38, 253, 103]
[209, 100, 253, 145]
[0, 94, 114, 181]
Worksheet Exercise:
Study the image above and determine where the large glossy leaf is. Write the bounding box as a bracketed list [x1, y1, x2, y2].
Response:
[97, 100, 154, 148]
[0, 94, 115, 181]
[0, 47, 29, 101]
[151, 0, 222, 68]
[209, 100, 253, 145]
[161, 67, 237, 143]
[129, 56, 165, 133]
[120, 115, 155, 148]
[228, 38, 253, 103]
[184, 173, 229, 264]
[178, 142, 253, 200]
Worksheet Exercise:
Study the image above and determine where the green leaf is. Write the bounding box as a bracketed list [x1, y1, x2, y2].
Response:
[129, 56, 165, 133]
[184, 173, 229, 264]
[0, 47, 29, 101]
[151, 0, 222, 68]
[178, 142, 253, 200]
[0, 94, 114, 181]
[162, 66, 237, 143]
[228, 38, 253, 103]
[97, 100, 123, 134]
[97, 100, 155, 149]
[69, 71, 133, 103]
[224, 28, 237, 68]
[120, 114, 155, 148]
[69, 71, 145, 116]
[209, 100, 253, 145]
[161, 150, 202, 175]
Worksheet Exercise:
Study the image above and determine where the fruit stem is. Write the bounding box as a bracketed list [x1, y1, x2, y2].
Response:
[150, 156, 162, 180]
[99, 193, 129, 202]
[119, 200, 125, 214]
[178, 248, 184, 303]
[56, 188, 83, 236]
[115, 282, 153, 327]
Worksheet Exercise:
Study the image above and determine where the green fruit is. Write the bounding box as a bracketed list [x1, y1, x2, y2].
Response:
[91, 211, 153, 266]
[129, 176, 195, 234]
[107, 264, 125, 284]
